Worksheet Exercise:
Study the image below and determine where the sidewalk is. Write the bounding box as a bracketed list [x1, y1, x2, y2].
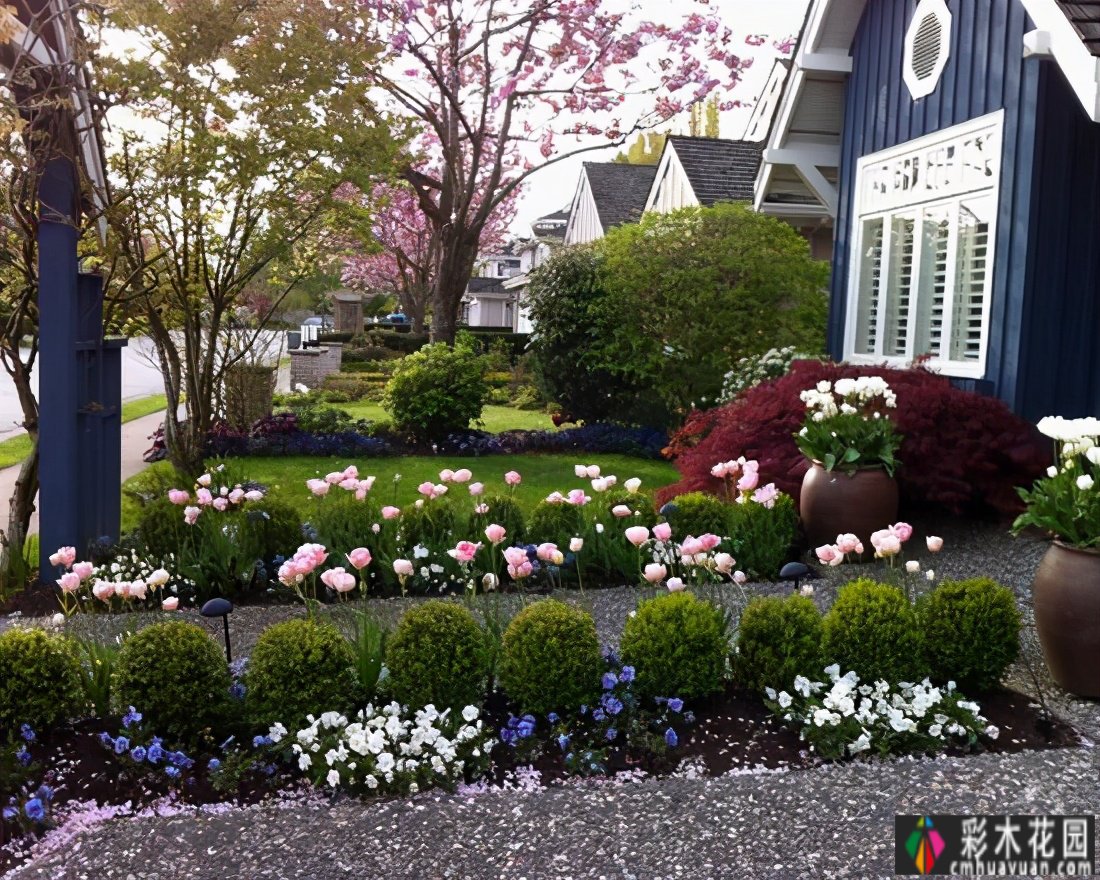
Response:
[0, 409, 167, 537]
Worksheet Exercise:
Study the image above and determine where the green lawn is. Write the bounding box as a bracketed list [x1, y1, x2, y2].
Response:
[0, 394, 169, 470]
[335, 402, 555, 433]
[122, 453, 680, 533]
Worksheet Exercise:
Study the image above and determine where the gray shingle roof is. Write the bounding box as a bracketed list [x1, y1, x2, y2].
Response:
[1056, 1, 1100, 55]
[582, 162, 658, 231]
[666, 136, 764, 205]
[467, 277, 506, 294]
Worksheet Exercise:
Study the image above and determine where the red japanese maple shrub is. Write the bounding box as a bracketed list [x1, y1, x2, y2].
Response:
[658, 361, 1048, 516]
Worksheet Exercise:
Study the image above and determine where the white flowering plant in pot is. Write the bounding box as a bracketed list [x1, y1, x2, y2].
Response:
[1012, 416, 1100, 549]
[794, 376, 901, 475]
[268, 702, 494, 796]
[763, 665, 997, 760]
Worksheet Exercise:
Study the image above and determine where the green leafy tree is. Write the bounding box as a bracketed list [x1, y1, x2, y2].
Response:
[595, 202, 828, 417]
[613, 131, 667, 165]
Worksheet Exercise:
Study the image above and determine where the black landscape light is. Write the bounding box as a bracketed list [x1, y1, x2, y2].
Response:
[779, 561, 812, 593]
[201, 597, 234, 662]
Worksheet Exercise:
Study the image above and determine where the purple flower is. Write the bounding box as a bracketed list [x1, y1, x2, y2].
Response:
[36, 785, 53, 802]
[605, 727, 618, 741]
[601, 696, 623, 716]
[601, 672, 618, 690]
[23, 798, 45, 822]
[619, 666, 636, 684]
[667, 698, 684, 713]
[547, 712, 560, 724]
[169, 751, 193, 769]
[130, 746, 147, 763]
[208, 758, 222, 772]
[165, 766, 181, 779]
[121, 707, 143, 729]
[15, 746, 31, 766]
[664, 727, 678, 747]
[229, 683, 246, 701]
[2, 806, 17, 821]
[499, 727, 517, 746]
[252, 735, 272, 748]
[557, 734, 570, 751]
[517, 716, 536, 738]
[19, 724, 35, 743]
[113, 736, 130, 755]
[147, 743, 165, 764]
[592, 708, 606, 723]
[97, 731, 113, 748]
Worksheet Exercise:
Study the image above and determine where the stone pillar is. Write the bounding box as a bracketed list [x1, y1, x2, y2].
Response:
[289, 343, 343, 391]
[333, 291, 364, 334]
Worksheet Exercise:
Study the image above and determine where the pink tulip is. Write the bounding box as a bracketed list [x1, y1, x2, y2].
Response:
[306, 479, 330, 497]
[324, 471, 344, 484]
[710, 461, 730, 478]
[92, 581, 115, 602]
[535, 542, 561, 564]
[228, 488, 245, 505]
[507, 560, 533, 579]
[643, 563, 667, 583]
[574, 464, 588, 478]
[743, 459, 759, 473]
[167, 489, 190, 505]
[611, 504, 631, 518]
[503, 546, 528, 568]
[625, 526, 650, 547]
[343, 465, 359, 480]
[469, 482, 484, 496]
[115, 582, 132, 600]
[815, 544, 839, 565]
[567, 489, 590, 506]
[58, 572, 81, 593]
[474, 503, 489, 515]
[698, 533, 721, 551]
[212, 497, 229, 512]
[130, 580, 148, 600]
[733, 571, 747, 585]
[752, 483, 779, 509]
[653, 522, 672, 543]
[545, 492, 565, 505]
[835, 533, 861, 554]
[736, 469, 759, 492]
[196, 473, 211, 487]
[585, 465, 600, 478]
[49, 546, 76, 569]
[219, 486, 229, 497]
[382, 506, 401, 520]
[591, 477, 609, 493]
[680, 536, 704, 557]
[452, 468, 473, 483]
[666, 577, 686, 593]
[183, 506, 202, 525]
[604, 475, 618, 488]
[194, 487, 212, 506]
[393, 559, 414, 577]
[162, 597, 179, 611]
[439, 468, 455, 483]
[891, 522, 914, 543]
[713, 552, 735, 574]
[346, 548, 372, 569]
[926, 535, 944, 553]
[360, 476, 376, 492]
[321, 568, 356, 593]
[870, 529, 902, 558]
[485, 523, 507, 544]
[244, 489, 264, 502]
[449, 541, 482, 564]
[339, 478, 359, 492]
[418, 481, 436, 497]
[73, 561, 94, 581]
[432, 484, 448, 497]
[570, 537, 584, 552]
[147, 569, 170, 587]
[504, 471, 521, 486]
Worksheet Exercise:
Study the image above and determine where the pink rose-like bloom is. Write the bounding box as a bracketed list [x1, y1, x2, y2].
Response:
[360, 476, 376, 492]
[733, 570, 747, 585]
[503, 547, 528, 568]
[343, 465, 359, 480]
[710, 461, 729, 478]
[346, 548, 372, 569]
[382, 506, 401, 520]
[713, 552, 735, 574]
[752, 483, 779, 509]
[195, 487, 214, 505]
[339, 478, 359, 492]
[244, 489, 264, 502]
[306, 479, 330, 497]
[474, 503, 489, 515]
[130, 580, 148, 601]
[167, 489, 190, 505]
[449, 541, 482, 564]
[219, 486, 229, 497]
[212, 497, 229, 512]
[535, 542, 559, 563]
[115, 582, 132, 600]
[439, 469, 455, 483]
[905, 560, 920, 573]
[58, 572, 81, 593]
[393, 559, 414, 577]
[73, 561, 94, 581]
[49, 546, 76, 569]
[653, 522, 672, 543]
[870, 529, 902, 558]
[612, 504, 631, 518]
[183, 506, 202, 526]
[468, 482, 484, 496]
[736, 469, 760, 492]
[92, 581, 115, 602]
[508, 560, 533, 579]
[591, 477, 609, 493]
[228, 488, 245, 505]
[452, 468, 472, 483]
[891, 522, 914, 543]
[643, 563, 667, 583]
[418, 481, 436, 498]
[585, 465, 601, 478]
[625, 526, 650, 547]
[604, 475, 618, 488]
[680, 536, 704, 557]
[666, 577, 686, 593]
[321, 568, 357, 593]
[433, 484, 448, 497]
[486, 523, 507, 544]
[196, 473, 212, 487]
[567, 489, 590, 506]
[324, 471, 344, 484]
[815, 544, 839, 565]
[162, 597, 179, 611]
[545, 492, 565, 505]
[698, 533, 721, 552]
[504, 471, 522, 486]
[835, 533, 861, 554]
[574, 465, 588, 478]
[926, 535, 944, 553]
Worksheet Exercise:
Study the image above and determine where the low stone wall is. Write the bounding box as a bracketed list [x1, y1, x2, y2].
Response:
[289, 343, 343, 391]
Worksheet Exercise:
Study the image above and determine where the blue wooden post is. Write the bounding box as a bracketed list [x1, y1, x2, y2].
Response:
[37, 156, 80, 580]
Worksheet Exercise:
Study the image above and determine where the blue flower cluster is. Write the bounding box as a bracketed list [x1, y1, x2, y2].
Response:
[2, 784, 53, 826]
[437, 424, 669, 459]
[499, 713, 537, 745]
[98, 728, 195, 781]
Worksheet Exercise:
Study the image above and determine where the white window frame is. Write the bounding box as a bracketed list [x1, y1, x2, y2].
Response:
[844, 110, 1004, 380]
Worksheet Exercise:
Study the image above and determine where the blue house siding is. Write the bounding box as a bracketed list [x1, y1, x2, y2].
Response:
[1017, 63, 1100, 418]
[829, 0, 1042, 412]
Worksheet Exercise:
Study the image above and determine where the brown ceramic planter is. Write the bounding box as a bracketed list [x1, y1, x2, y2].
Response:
[1032, 541, 1100, 699]
[799, 461, 899, 552]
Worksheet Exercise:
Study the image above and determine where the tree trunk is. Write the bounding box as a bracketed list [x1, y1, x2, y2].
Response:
[430, 236, 479, 345]
[0, 438, 38, 585]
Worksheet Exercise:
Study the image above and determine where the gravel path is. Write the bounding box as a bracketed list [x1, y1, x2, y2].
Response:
[6, 515, 1099, 879]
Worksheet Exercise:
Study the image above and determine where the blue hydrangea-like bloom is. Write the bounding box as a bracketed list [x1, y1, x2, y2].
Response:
[517, 716, 536, 738]
[592, 708, 606, 723]
[601, 672, 618, 690]
[665, 727, 678, 747]
[23, 798, 45, 822]
[557, 734, 570, 751]
[499, 728, 517, 746]
[19, 724, 35, 743]
[208, 758, 222, 772]
[130, 746, 147, 763]
[667, 697, 684, 713]
[15, 746, 31, 766]
[601, 696, 623, 716]
[605, 727, 617, 741]
[114, 736, 130, 755]
[147, 743, 165, 764]
[253, 735, 272, 748]
[619, 666, 636, 683]
[165, 766, 181, 779]
[121, 707, 143, 729]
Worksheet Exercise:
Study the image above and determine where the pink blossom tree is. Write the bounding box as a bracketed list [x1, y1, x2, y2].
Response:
[359, 0, 756, 343]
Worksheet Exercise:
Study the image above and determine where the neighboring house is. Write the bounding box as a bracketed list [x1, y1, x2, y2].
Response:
[462, 276, 514, 329]
[505, 208, 569, 333]
[562, 162, 658, 245]
[644, 135, 764, 213]
[757, 0, 1100, 419]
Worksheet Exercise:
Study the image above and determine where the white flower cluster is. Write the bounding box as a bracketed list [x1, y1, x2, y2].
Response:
[277, 703, 494, 796]
[719, 346, 800, 404]
[766, 665, 996, 758]
[95, 549, 193, 593]
[800, 376, 897, 422]
[1037, 415, 1100, 443]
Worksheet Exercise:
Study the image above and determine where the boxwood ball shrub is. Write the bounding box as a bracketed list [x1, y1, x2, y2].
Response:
[0, 628, 83, 734]
[664, 492, 730, 539]
[919, 577, 1021, 690]
[399, 502, 456, 550]
[115, 621, 232, 744]
[604, 489, 657, 527]
[247, 619, 357, 727]
[527, 500, 584, 546]
[822, 579, 926, 683]
[242, 500, 304, 562]
[735, 594, 824, 692]
[499, 600, 601, 714]
[382, 343, 490, 443]
[726, 493, 799, 580]
[385, 602, 490, 710]
[467, 494, 525, 543]
[621, 592, 729, 701]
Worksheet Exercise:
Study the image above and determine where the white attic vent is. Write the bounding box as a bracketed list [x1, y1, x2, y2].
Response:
[904, 0, 952, 99]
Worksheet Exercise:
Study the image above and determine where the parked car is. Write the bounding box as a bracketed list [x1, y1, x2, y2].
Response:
[301, 315, 334, 329]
